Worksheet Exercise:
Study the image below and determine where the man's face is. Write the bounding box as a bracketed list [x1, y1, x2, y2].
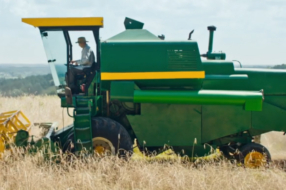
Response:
[78, 42, 86, 48]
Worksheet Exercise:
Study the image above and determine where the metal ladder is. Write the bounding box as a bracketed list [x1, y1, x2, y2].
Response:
[73, 71, 100, 152]
[73, 98, 94, 152]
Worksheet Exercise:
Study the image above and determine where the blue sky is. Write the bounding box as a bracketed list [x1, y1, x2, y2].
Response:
[0, 0, 285, 65]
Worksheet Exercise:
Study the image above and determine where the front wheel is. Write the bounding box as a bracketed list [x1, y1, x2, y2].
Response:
[91, 117, 133, 157]
[238, 143, 271, 168]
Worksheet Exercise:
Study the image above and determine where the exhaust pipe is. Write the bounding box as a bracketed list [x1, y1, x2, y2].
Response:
[201, 25, 226, 60]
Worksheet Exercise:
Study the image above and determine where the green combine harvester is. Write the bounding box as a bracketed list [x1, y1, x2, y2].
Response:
[2, 16, 285, 167]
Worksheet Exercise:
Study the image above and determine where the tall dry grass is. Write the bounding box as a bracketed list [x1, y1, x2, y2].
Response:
[0, 96, 73, 128]
[1, 151, 286, 190]
[1, 96, 286, 190]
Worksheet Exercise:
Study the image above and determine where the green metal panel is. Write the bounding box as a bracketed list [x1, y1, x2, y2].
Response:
[101, 41, 202, 72]
[201, 105, 251, 143]
[252, 96, 286, 131]
[103, 79, 203, 90]
[204, 68, 286, 95]
[87, 71, 100, 96]
[127, 103, 202, 146]
[202, 60, 235, 75]
[235, 69, 286, 94]
[264, 95, 286, 109]
[110, 81, 135, 102]
[133, 90, 263, 111]
[124, 17, 144, 29]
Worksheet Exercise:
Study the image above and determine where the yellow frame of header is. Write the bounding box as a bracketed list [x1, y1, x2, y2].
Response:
[22, 17, 104, 27]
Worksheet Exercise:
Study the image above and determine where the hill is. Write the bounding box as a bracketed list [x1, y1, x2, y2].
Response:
[0, 74, 56, 96]
[0, 64, 50, 79]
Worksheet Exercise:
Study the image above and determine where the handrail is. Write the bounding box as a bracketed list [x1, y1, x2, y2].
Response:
[233, 60, 242, 68]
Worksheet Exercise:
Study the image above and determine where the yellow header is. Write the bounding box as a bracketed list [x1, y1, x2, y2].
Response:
[22, 17, 104, 27]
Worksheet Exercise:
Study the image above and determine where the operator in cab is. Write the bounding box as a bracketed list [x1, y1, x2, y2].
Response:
[66, 37, 95, 94]
[71, 37, 95, 66]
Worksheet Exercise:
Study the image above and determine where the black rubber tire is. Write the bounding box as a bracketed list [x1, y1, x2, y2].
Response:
[219, 146, 236, 160]
[91, 117, 133, 156]
[62, 132, 75, 153]
[238, 143, 271, 166]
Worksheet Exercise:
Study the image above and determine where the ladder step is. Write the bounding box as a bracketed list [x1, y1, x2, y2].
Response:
[74, 114, 91, 126]
[76, 108, 89, 114]
[73, 97, 93, 152]
[77, 107, 89, 110]
[75, 140, 92, 144]
[76, 99, 92, 107]
[74, 127, 91, 131]
[75, 113, 90, 116]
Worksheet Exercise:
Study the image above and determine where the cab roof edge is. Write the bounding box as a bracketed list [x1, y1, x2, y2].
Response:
[22, 17, 104, 27]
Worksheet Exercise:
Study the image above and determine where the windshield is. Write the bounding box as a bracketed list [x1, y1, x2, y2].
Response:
[41, 30, 67, 87]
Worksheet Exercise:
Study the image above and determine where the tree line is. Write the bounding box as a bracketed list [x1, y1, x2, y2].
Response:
[0, 74, 56, 97]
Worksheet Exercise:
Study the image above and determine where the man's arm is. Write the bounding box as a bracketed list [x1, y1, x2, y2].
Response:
[70, 47, 86, 65]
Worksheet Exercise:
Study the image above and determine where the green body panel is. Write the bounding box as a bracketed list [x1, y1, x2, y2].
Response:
[101, 41, 202, 72]
[203, 64, 286, 95]
[201, 105, 251, 143]
[133, 90, 263, 111]
[103, 79, 204, 91]
[252, 97, 286, 131]
[127, 103, 202, 146]
[234, 69, 286, 94]
[109, 81, 263, 111]
[203, 61, 235, 74]
[88, 71, 100, 96]
[124, 17, 144, 30]
[110, 81, 135, 102]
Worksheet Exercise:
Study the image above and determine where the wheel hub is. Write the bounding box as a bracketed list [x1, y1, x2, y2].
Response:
[244, 151, 267, 168]
[93, 137, 115, 156]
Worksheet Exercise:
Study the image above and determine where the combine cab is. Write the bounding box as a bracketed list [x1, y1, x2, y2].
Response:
[2, 16, 282, 167]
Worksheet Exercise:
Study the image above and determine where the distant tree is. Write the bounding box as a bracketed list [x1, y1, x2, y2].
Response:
[0, 74, 56, 97]
[272, 64, 286, 69]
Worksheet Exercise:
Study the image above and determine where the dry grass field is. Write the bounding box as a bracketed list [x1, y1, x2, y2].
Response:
[0, 96, 286, 190]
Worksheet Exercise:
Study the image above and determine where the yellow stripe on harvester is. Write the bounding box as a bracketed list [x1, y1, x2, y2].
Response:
[101, 71, 205, 80]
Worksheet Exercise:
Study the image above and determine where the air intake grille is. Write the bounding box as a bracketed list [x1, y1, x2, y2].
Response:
[167, 49, 198, 70]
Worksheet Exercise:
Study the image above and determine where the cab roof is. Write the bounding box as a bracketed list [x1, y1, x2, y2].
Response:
[22, 17, 104, 27]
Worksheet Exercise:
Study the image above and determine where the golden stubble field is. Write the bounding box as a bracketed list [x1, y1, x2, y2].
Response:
[0, 96, 286, 190]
